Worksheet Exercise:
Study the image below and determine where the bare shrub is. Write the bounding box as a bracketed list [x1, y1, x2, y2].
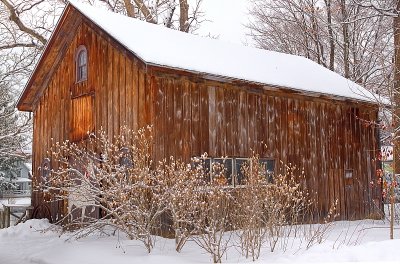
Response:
[161, 156, 205, 252]
[39, 127, 339, 259]
[263, 163, 312, 252]
[39, 127, 167, 253]
[303, 200, 339, 249]
[233, 155, 268, 261]
[233, 156, 313, 260]
[191, 184, 234, 264]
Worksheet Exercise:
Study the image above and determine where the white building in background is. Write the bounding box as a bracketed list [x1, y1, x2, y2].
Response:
[0, 161, 32, 198]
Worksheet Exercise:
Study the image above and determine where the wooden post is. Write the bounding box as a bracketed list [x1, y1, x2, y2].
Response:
[2, 205, 10, 228]
[5, 206, 10, 228]
[390, 147, 395, 240]
[1, 206, 5, 228]
[0, 210, 3, 229]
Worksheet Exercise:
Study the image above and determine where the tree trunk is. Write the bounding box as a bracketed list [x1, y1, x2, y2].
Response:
[324, 0, 335, 71]
[133, 0, 157, 24]
[340, 0, 350, 78]
[179, 0, 189, 32]
[310, 3, 322, 65]
[392, 0, 400, 240]
[122, 0, 136, 18]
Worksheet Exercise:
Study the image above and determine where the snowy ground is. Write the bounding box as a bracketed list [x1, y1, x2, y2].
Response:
[1, 197, 31, 226]
[0, 216, 399, 264]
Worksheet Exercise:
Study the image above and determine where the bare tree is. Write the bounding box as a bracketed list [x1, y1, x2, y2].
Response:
[348, 0, 400, 240]
[246, 0, 393, 94]
[0, 0, 204, 92]
[89, 0, 204, 32]
[247, 0, 400, 240]
[162, 156, 205, 252]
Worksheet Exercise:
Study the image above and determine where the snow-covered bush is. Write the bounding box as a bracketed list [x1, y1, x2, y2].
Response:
[40, 127, 167, 252]
[233, 156, 313, 260]
[40, 127, 234, 256]
[161, 156, 206, 252]
[39, 127, 328, 260]
[191, 185, 234, 264]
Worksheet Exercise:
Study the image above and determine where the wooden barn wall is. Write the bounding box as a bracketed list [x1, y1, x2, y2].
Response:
[32, 18, 382, 221]
[149, 75, 382, 220]
[32, 21, 147, 221]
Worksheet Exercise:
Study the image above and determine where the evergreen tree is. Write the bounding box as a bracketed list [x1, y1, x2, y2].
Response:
[0, 81, 30, 191]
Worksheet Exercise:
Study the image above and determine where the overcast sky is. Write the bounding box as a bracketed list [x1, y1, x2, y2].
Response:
[196, 0, 251, 46]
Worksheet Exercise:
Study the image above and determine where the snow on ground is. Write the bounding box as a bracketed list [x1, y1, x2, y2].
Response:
[0, 197, 31, 206]
[0, 217, 399, 264]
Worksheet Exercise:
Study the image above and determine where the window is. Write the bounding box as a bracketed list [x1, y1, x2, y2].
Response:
[191, 156, 275, 186]
[213, 158, 233, 185]
[235, 158, 249, 185]
[192, 157, 212, 182]
[259, 159, 275, 183]
[345, 169, 353, 187]
[40, 158, 51, 182]
[234, 158, 275, 185]
[76, 45, 87, 82]
[119, 147, 133, 168]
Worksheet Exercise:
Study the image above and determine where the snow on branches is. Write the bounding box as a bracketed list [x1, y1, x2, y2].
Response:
[39, 127, 320, 262]
[0, 80, 30, 191]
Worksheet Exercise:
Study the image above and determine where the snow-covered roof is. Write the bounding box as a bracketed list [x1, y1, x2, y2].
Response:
[12, 178, 32, 183]
[23, 163, 32, 174]
[68, 0, 376, 103]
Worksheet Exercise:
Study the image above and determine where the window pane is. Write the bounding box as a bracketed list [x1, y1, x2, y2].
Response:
[259, 159, 275, 183]
[235, 158, 249, 185]
[213, 158, 233, 185]
[77, 49, 87, 82]
[120, 147, 133, 168]
[81, 64, 87, 79]
[78, 66, 83, 80]
[79, 50, 87, 65]
[41, 158, 51, 181]
[191, 157, 211, 182]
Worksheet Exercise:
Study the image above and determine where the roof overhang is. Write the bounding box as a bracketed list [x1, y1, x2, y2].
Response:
[17, 4, 82, 112]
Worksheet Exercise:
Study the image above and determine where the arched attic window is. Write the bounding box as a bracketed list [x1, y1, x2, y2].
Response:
[76, 45, 88, 83]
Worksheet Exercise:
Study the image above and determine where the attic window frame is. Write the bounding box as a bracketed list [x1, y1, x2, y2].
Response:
[76, 45, 88, 83]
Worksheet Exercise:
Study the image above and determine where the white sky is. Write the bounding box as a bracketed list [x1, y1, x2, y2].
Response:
[195, 0, 251, 46]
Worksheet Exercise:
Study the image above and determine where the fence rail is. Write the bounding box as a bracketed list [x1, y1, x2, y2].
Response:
[0, 190, 31, 198]
[0, 205, 33, 229]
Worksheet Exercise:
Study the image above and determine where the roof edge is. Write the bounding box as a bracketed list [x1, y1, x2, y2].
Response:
[147, 62, 381, 106]
[16, 3, 72, 112]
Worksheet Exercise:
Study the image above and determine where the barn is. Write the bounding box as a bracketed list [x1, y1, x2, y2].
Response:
[17, 0, 382, 222]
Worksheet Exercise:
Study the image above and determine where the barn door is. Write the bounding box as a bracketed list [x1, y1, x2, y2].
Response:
[344, 169, 355, 220]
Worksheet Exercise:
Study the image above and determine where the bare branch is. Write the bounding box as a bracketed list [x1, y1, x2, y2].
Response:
[0, 0, 47, 45]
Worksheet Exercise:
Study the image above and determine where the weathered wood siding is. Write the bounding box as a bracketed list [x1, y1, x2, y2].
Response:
[149, 75, 381, 220]
[30, 10, 382, 221]
[32, 19, 148, 220]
